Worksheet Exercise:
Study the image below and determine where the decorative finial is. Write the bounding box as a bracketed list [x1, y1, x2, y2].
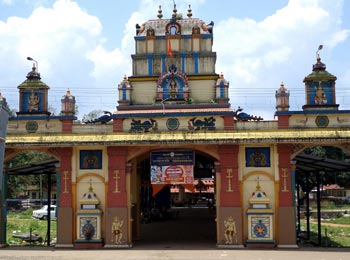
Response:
[89, 178, 93, 192]
[172, 2, 177, 19]
[157, 5, 163, 19]
[187, 4, 192, 18]
[256, 176, 261, 191]
[312, 45, 326, 71]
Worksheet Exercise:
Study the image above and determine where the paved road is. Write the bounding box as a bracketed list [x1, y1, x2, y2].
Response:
[0, 247, 349, 260]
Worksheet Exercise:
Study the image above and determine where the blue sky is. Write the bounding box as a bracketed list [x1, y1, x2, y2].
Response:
[0, 0, 349, 120]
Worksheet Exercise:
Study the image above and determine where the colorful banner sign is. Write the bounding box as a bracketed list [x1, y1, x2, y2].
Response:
[150, 150, 194, 185]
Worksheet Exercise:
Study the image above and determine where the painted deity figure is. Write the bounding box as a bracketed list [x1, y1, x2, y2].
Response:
[28, 90, 40, 112]
[169, 79, 178, 99]
[250, 149, 266, 167]
[224, 216, 237, 244]
[83, 151, 99, 169]
[111, 216, 124, 244]
[155, 166, 163, 183]
[314, 83, 327, 104]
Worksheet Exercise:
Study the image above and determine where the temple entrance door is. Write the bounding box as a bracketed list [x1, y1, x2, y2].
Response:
[132, 151, 217, 248]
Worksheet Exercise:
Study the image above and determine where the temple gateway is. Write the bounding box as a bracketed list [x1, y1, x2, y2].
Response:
[1, 5, 350, 249]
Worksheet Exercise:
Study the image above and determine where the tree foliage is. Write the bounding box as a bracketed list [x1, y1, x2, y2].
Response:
[296, 146, 350, 192]
[82, 109, 103, 123]
[6, 151, 54, 198]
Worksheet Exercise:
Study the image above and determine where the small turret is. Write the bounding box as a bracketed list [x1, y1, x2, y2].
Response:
[118, 75, 133, 106]
[61, 88, 76, 115]
[302, 46, 338, 111]
[17, 62, 50, 116]
[275, 82, 290, 111]
[215, 73, 229, 103]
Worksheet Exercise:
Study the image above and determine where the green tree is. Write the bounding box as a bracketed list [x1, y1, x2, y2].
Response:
[297, 146, 350, 192]
[82, 109, 103, 123]
[6, 151, 53, 198]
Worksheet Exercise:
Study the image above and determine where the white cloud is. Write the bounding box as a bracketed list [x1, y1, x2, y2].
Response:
[0, 0, 116, 115]
[0, 0, 349, 120]
[213, 0, 350, 118]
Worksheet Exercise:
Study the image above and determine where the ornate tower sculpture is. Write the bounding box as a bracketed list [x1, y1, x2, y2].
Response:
[215, 73, 229, 103]
[118, 75, 133, 106]
[115, 4, 232, 134]
[302, 46, 338, 111]
[17, 63, 50, 115]
[61, 89, 76, 115]
[275, 82, 290, 111]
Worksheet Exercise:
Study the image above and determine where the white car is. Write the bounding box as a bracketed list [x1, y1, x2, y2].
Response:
[32, 205, 57, 220]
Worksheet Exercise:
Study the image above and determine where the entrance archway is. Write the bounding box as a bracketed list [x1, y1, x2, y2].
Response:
[131, 150, 217, 247]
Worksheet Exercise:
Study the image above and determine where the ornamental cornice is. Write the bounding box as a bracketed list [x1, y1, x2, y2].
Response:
[5, 128, 350, 147]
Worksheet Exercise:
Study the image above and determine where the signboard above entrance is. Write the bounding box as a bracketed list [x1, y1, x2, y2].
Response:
[150, 150, 194, 185]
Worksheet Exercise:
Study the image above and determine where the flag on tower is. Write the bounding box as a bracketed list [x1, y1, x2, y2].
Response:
[167, 38, 173, 57]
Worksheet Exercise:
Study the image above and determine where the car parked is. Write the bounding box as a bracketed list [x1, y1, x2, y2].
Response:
[32, 205, 57, 220]
[342, 196, 350, 204]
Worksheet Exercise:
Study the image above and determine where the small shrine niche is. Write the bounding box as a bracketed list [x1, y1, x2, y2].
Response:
[118, 75, 133, 106]
[275, 82, 290, 111]
[302, 51, 338, 111]
[17, 64, 50, 116]
[75, 180, 103, 247]
[156, 64, 189, 102]
[146, 27, 156, 53]
[215, 73, 229, 103]
[246, 177, 274, 247]
[61, 88, 76, 115]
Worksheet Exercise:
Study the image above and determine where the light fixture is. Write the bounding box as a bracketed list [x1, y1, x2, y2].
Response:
[27, 57, 38, 72]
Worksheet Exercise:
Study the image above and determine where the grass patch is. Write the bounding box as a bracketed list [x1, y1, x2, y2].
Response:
[6, 209, 57, 246]
[323, 217, 350, 225]
[300, 218, 350, 247]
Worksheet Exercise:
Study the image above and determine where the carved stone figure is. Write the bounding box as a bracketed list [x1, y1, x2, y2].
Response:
[224, 216, 237, 244]
[314, 83, 327, 104]
[28, 90, 40, 112]
[130, 118, 157, 132]
[188, 116, 216, 130]
[233, 107, 263, 121]
[111, 216, 124, 244]
[84, 111, 113, 124]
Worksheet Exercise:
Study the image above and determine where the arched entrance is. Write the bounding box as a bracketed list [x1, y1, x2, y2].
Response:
[130, 149, 217, 247]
